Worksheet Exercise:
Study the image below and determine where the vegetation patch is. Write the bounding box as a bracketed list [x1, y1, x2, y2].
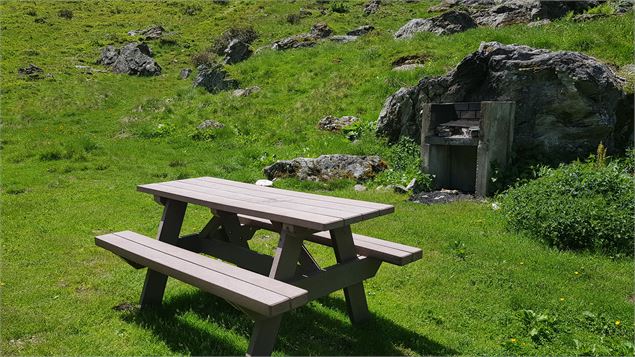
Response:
[498, 147, 634, 256]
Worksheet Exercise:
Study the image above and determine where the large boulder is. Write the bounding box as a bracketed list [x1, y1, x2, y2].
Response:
[99, 43, 161, 76]
[394, 11, 477, 38]
[376, 42, 630, 165]
[264, 155, 387, 181]
[192, 64, 238, 93]
[363, 0, 381, 15]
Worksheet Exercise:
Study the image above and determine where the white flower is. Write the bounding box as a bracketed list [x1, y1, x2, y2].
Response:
[491, 202, 500, 210]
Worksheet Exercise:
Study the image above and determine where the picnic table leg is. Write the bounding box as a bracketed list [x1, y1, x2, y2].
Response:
[139, 199, 187, 309]
[330, 225, 371, 324]
[247, 226, 304, 356]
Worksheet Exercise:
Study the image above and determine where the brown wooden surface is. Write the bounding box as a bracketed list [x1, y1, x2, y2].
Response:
[237, 214, 422, 266]
[138, 177, 394, 231]
[96, 231, 308, 316]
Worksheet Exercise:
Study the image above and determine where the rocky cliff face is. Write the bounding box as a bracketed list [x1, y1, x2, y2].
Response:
[377, 42, 631, 165]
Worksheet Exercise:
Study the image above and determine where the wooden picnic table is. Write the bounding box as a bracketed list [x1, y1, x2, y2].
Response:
[96, 176, 422, 356]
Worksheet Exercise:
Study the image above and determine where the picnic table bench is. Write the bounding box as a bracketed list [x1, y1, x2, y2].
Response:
[96, 176, 422, 356]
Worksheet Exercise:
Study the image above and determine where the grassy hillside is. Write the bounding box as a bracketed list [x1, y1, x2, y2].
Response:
[1, 0, 633, 355]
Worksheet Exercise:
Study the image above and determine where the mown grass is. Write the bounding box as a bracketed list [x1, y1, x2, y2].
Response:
[1, 0, 633, 355]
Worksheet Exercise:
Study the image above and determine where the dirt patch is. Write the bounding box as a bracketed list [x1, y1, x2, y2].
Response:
[628, 294, 635, 304]
[391, 53, 428, 68]
[112, 302, 137, 312]
[409, 189, 474, 205]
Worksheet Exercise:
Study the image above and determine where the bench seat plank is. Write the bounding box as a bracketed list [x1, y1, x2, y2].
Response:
[96, 231, 308, 316]
[237, 215, 422, 266]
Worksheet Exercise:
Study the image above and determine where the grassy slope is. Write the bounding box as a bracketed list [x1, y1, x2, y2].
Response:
[1, 0, 633, 355]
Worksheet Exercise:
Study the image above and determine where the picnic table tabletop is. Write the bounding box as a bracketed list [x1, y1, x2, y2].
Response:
[138, 176, 395, 231]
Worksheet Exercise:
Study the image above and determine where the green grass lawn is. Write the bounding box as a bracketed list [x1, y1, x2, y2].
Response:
[1, 0, 633, 355]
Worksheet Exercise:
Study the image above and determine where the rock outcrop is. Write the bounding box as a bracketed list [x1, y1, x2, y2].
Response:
[272, 23, 334, 50]
[18, 64, 44, 79]
[128, 25, 165, 40]
[426, 0, 603, 28]
[264, 155, 386, 181]
[394, 11, 477, 38]
[98, 43, 161, 76]
[318, 115, 359, 131]
[363, 0, 381, 15]
[376, 42, 630, 165]
[223, 39, 252, 64]
[232, 86, 261, 97]
[192, 64, 238, 93]
[347, 25, 375, 36]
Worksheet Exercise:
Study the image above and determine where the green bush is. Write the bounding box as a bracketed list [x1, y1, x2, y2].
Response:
[373, 137, 432, 192]
[498, 153, 634, 256]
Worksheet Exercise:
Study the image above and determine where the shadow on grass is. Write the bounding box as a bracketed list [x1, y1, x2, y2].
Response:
[121, 290, 456, 355]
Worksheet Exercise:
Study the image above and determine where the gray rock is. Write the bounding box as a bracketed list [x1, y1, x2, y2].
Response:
[431, 0, 599, 27]
[99, 43, 161, 76]
[392, 64, 425, 71]
[406, 177, 417, 191]
[178, 68, 192, 79]
[573, 13, 609, 22]
[354, 184, 367, 192]
[318, 115, 359, 131]
[197, 119, 224, 130]
[410, 190, 474, 205]
[330, 35, 358, 43]
[616, 0, 634, 13]
[263, 155, 387, 181]
[232, 86, 261, 97]
[376, 41, 630, 166]
[363, 0, 381, 15]
[128, 25, 165, 40]
[192, 64, 238, 93]
[223, 39, 252, 64]
[376, 87, 419, 142]
[98, 46, 119, 66]
[272, 34, 317, 50]
[272, 23, 333, 50]
[347, 25, 375, 36]
[527, 19, 550, 27]
[18, 64, 44, 79]
[310, 22, 333, 38]
[395, 11, 477, 38]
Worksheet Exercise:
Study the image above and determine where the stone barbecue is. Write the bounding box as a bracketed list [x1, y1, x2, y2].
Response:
[421, 101, 515, 197]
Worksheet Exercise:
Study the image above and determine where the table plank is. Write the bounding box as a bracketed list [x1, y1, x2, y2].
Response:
[197, 176, 393, 212]
[138, 183, 342, 231]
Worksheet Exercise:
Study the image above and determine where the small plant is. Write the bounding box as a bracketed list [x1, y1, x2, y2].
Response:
[520, 309, 559, 344]
[211, 27, 258, 55]
[182, 5, 201, 16]
[450, 240, 467, 260]
[330, 2, 349, 13]
[191, 49, 216, 67]
[58, 9, 73, 19]
[25, 9, 37, 16]
[373, 137, 432, 192]
[595, 142, 607, 168]
[286, 13, 301, 25]
[586, 2, 616, 15]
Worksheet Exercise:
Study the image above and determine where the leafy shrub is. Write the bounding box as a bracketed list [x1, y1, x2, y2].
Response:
[182, 5, 201, 16]
[191, 49, 216, 67]
[373, 137, 432, 192]
[210, 27, 257, 55]
[498, 151, 634, 256]
[58, 9, 73, 19]
[586, 2, 615, 15]
[330, 2, 349, 13]
[286, 13, 301, 25]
